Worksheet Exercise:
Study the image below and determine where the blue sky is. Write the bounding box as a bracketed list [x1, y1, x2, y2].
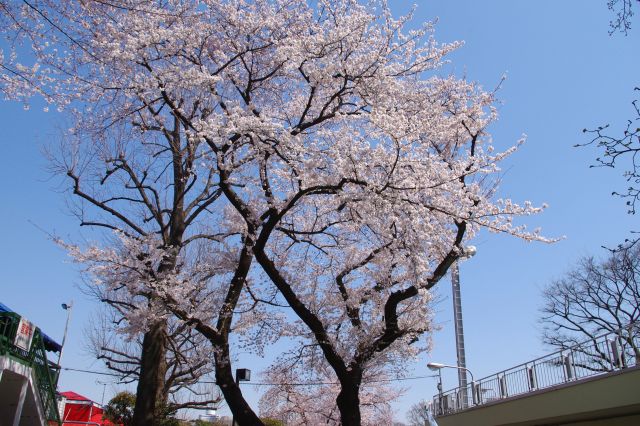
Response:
[1, 0, 638, 423]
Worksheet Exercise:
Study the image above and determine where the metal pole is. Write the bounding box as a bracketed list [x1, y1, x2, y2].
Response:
[451, 262, 469, 407]
[97, 381, 107, 406]
[232, 373, 239, 426]
[57, 301, 73, 366]
[437, 369, 443, 415]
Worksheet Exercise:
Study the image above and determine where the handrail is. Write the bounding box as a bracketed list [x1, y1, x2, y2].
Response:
[432, 321, 640, 417]
[0, 312, 62, 425]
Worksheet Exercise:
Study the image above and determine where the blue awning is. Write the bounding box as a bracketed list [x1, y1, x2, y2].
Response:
[0, 301, 62, 353]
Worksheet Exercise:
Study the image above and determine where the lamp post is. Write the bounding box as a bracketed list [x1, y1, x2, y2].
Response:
[451, 246, 476, 406]
[232, 368, 251, 426]
[427, 362, 477, 407]
[57, 301, 73, 367]
[434, 365, 444, 415]
[96, 380, 108, 406]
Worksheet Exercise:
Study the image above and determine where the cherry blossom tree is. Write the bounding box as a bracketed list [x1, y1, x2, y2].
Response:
[45, 94, 242, 423]
[61, 230, 266, 424]
[258, 344, 401, 425]
[86, 303, 222, 414]
[2, 1, 552, 424]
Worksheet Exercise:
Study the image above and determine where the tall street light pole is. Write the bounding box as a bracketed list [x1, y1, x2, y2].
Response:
[451, 246, 476, 407]
[57, 301, 73, 367]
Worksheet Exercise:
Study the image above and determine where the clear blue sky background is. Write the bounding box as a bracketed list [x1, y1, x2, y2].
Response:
[1, 0, 638, 423]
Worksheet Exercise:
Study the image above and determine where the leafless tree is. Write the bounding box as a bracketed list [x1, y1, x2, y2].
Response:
[540, 246, 640, 369]
[608, 0, 638, 34]
[406, 400, 432, 426]
[581, 90, 640, 248]
[579, 2, 639, 249]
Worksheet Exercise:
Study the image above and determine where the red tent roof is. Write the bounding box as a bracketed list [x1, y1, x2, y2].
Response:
[61, 391, 120, 425]
[61, 391, 92, 402]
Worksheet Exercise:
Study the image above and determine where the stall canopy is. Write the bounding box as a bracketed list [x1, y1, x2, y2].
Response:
[0, 301, 63, 352]
[60, 391, 119, 426]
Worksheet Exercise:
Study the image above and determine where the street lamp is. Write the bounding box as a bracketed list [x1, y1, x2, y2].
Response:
[57, 301, 73, 367]
[427, 362, 477, 407]
[96, 380, 108, 406]
[427, 363, 475, 382]
[450, 246, 476, 406]
[232, 368, 251, 426]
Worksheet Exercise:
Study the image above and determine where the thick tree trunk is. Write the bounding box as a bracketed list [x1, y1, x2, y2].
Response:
[212, 242, 263, 426]
[336, 380, 362, 426]
[214, 348, 263, 426]
[132, 320, 168, 425]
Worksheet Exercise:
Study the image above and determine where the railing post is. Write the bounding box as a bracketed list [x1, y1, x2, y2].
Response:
[618, 333, 628, 369]
[499, 374, 508, 398]
[609, 338, 622, 370]
[527, 365, 537, 391]
[563, 353, 574, 381]
[472, 381, 481, 405]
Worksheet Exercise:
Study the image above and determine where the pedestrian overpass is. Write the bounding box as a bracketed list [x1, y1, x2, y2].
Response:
[0, 303, 61, 426]
[433, 324, 640, 425]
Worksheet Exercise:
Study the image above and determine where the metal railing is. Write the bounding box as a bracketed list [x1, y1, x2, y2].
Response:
[432, 322, 640, 416]
[0, 312, 62, 425]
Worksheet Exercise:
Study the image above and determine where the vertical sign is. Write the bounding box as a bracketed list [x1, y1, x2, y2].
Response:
[14, 317, 35, 352]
